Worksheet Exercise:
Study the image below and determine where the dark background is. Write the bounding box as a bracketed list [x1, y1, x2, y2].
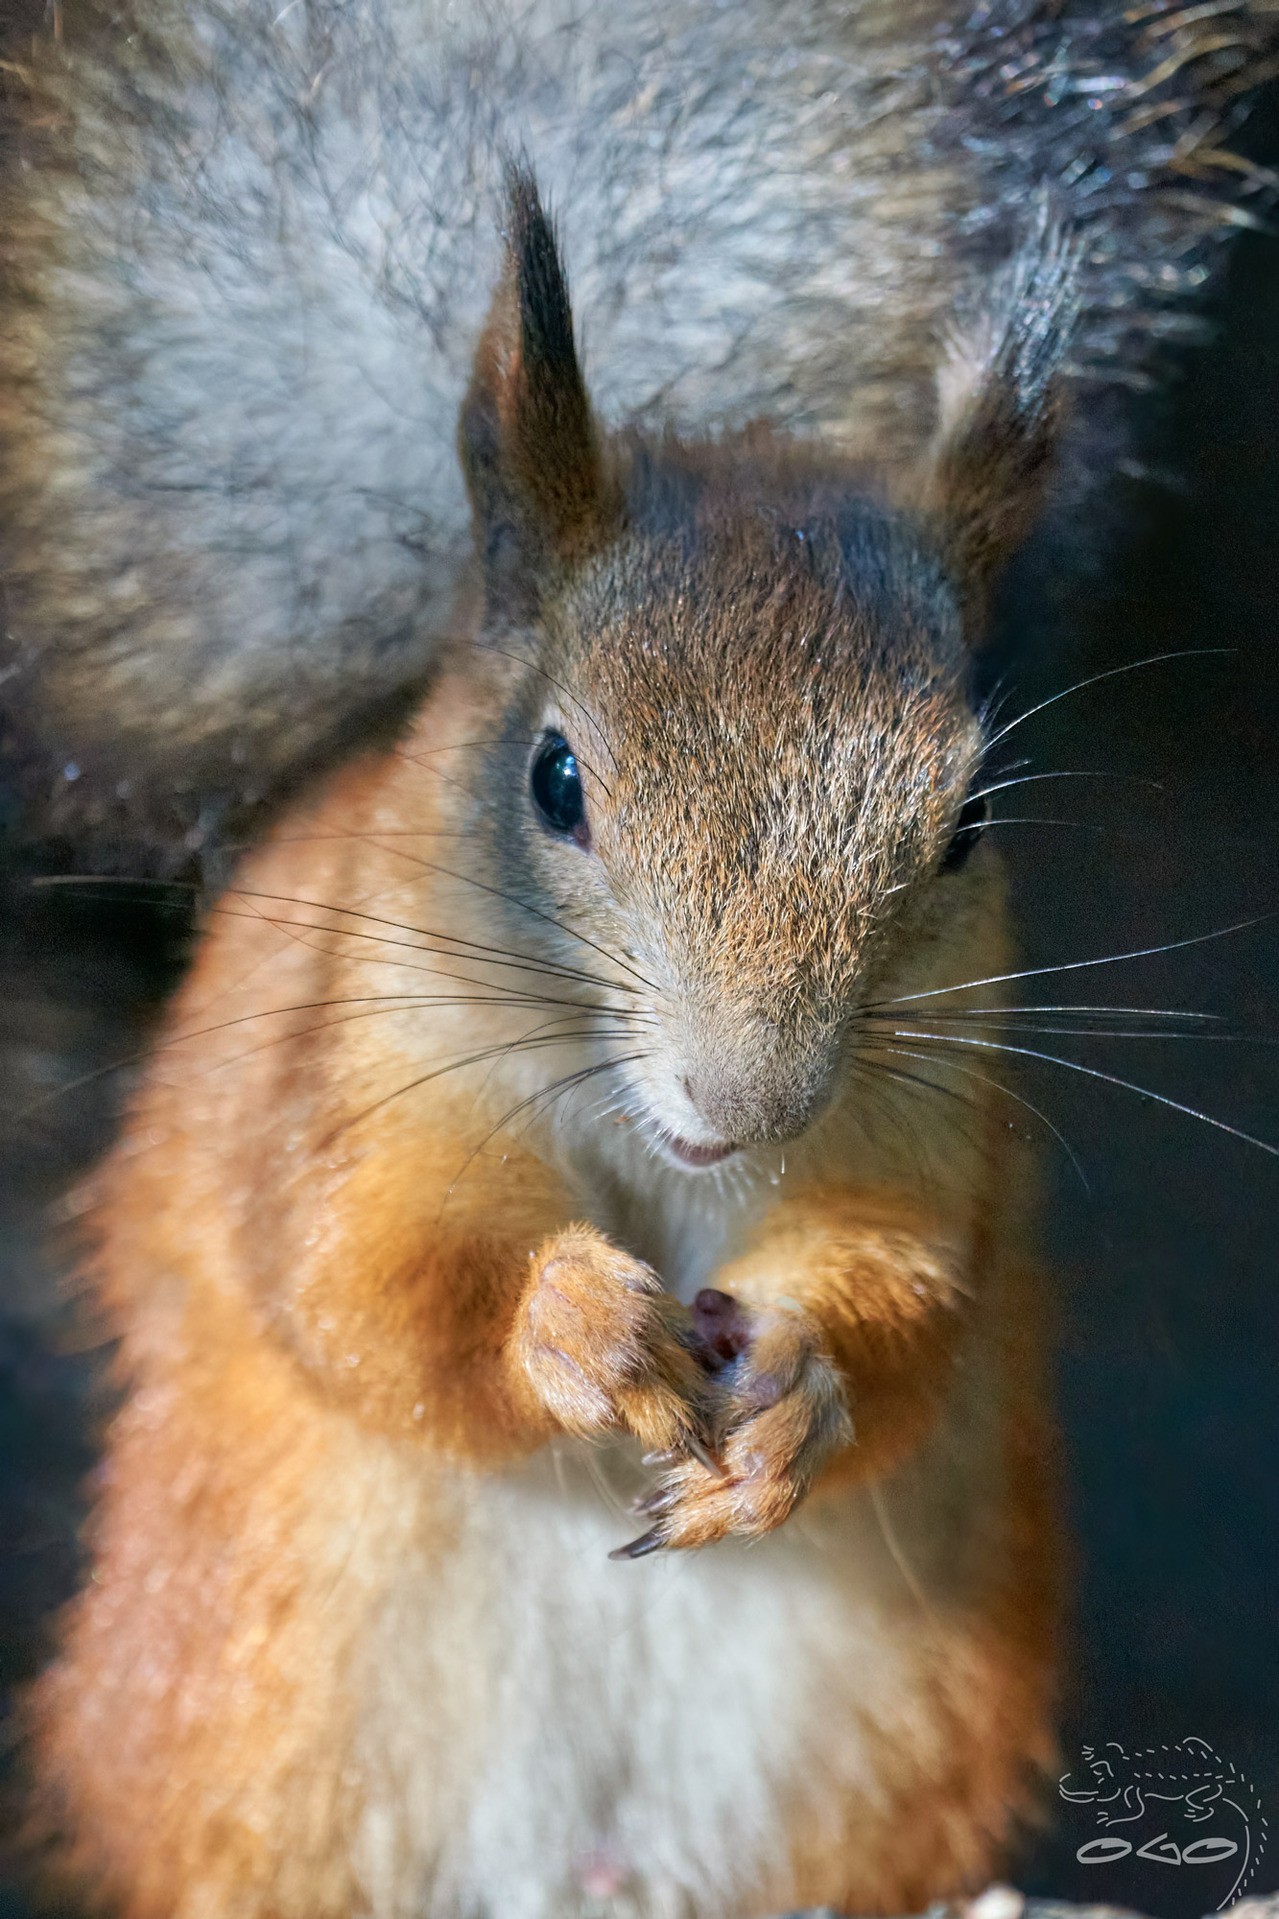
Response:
[1002, 123, 1279, 1911]
[2, 122, 1278, 1919]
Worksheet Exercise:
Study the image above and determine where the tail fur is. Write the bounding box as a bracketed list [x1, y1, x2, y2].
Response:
[0, 0, 1273, 868]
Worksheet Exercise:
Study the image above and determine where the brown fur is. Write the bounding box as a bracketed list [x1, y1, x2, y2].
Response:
[26, 172, 1066, 1917]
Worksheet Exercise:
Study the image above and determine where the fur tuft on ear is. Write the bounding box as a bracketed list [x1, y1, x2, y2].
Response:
[459, 163, 618, 609]
[920, 209, 1079, 631]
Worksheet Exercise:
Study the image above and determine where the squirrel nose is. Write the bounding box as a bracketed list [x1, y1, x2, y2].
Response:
[682, 1026, 836, 1147]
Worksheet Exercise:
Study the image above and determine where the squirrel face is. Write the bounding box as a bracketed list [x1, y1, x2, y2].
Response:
[456, 170, 1071, 1163]
[481, 492, 982, 1156]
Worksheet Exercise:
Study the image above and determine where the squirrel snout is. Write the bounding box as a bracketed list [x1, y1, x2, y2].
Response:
[675, 1024, 837, 1150]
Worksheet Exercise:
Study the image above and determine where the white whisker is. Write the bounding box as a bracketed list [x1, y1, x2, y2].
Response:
[867, 915, 1274, 1011]
[890, 1029, 1279, 1160]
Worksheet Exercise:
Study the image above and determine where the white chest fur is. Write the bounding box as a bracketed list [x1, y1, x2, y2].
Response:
[348, 1440, 922, 1919]
[342, 1045, 1004, 1916]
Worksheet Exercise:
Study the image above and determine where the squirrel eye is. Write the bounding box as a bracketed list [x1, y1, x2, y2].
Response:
[530, 732, 588, 842]
[941, 788, 990, 874]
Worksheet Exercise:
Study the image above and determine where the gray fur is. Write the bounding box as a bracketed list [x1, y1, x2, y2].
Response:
[0, 0, 1273, 862]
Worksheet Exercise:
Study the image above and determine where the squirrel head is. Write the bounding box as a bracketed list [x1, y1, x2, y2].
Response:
[454, 169, 1073, 1162]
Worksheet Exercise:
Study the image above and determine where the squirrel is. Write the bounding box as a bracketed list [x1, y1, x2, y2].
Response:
[26, 167, 1072, 1918]
[5, 5, 1277, 1918]
[0, 0, 1275, 868]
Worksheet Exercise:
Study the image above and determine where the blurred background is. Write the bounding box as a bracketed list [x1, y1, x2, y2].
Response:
[999, 98, 1279, 1910]
[1, 93, 1277, 1919]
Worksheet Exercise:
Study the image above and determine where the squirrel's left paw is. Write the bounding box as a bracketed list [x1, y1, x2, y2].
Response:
[611, 1293, 852, 1559]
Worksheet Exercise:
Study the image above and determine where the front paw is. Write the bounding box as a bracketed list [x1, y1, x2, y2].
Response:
[612, 1293, 852, 1558]
[513, 1227, 715, 1460]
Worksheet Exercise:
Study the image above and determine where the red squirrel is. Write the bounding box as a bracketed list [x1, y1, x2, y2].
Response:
[27, 170, 1070, 1917]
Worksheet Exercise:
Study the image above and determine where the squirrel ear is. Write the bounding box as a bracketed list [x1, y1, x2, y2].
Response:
[918, 216, 1078, 632]
[459, 165, 617, 608]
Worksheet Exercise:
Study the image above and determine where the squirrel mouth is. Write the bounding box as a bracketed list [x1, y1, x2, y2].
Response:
[658, 1131, 739, 1170]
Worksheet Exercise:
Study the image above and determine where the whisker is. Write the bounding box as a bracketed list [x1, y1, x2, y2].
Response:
[852, 1047, 987, 1121]
[261, 826, 480, 845]
[866, 914, 1275, 1011]
[980, 817, 1279, 858]
[879, 1042, 1092, 1192]
[386, 860, 658, 993]
[865, 1003, 1220, 1022]
[979, 816, 1105, 834]
[214, 905, 609, 999]
[216, 908, 647, 1021]
[889, 1028, 1279, 1160]
[473, 641, 619, 777]
[865, 1012, 1255, 1042]
[7, 990, 653, 1128]
[29, 874, 197, 897]
[222, 889, 639, 995]
[846, 1053, 982, 1188]
[393, 730, 625, 809]
[440, 1051, 648, 1209]
[537, 1053, 651, 1139]
[175, 990, 647, 1039]
[394, 734, 537, 762]
[387, 757, 482, 803]
[868, 1482, 937, 1623]
[512, 1056, 636, 1142]
[470, 1011, 635, 1102]
[196, 1009, 646, 1088]
[985, 648, 1233, 751]
[971, 769, 1166, 803]
[315, 1032, 643, 1153]
[976, 674, 1015, 734]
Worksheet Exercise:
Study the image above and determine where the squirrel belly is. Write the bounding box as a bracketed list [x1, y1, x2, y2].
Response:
[34, 1271, 1052, 1919]
[118, 1416, 1052, 1919]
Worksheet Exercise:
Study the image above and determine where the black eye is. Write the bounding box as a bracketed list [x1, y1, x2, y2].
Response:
[941, 788, 990, 873]
[530, 732, 587, 841]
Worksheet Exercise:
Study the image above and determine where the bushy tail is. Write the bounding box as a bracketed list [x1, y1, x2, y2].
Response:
[0, 0, 1273, 871]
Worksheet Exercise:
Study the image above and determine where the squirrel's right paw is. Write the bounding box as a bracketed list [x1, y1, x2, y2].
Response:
[513, 1227, 715, 1460]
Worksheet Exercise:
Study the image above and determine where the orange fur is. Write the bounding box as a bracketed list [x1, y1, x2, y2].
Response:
[25, 665, 1059, 1919]
[25, 173, 1065, 1919]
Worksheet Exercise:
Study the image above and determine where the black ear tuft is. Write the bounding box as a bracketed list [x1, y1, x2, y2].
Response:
[505, 165, 584, 423]
[459, 163, 617, 609]
[920, 208, 1079, 632]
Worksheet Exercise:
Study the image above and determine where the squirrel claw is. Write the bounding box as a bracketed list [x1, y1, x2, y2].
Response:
[632, 1483, 676, 1518]
[682, 1430, 726, 1479]
[609, 1527, 666, 1562]
[640, 1435, 725, 1479]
